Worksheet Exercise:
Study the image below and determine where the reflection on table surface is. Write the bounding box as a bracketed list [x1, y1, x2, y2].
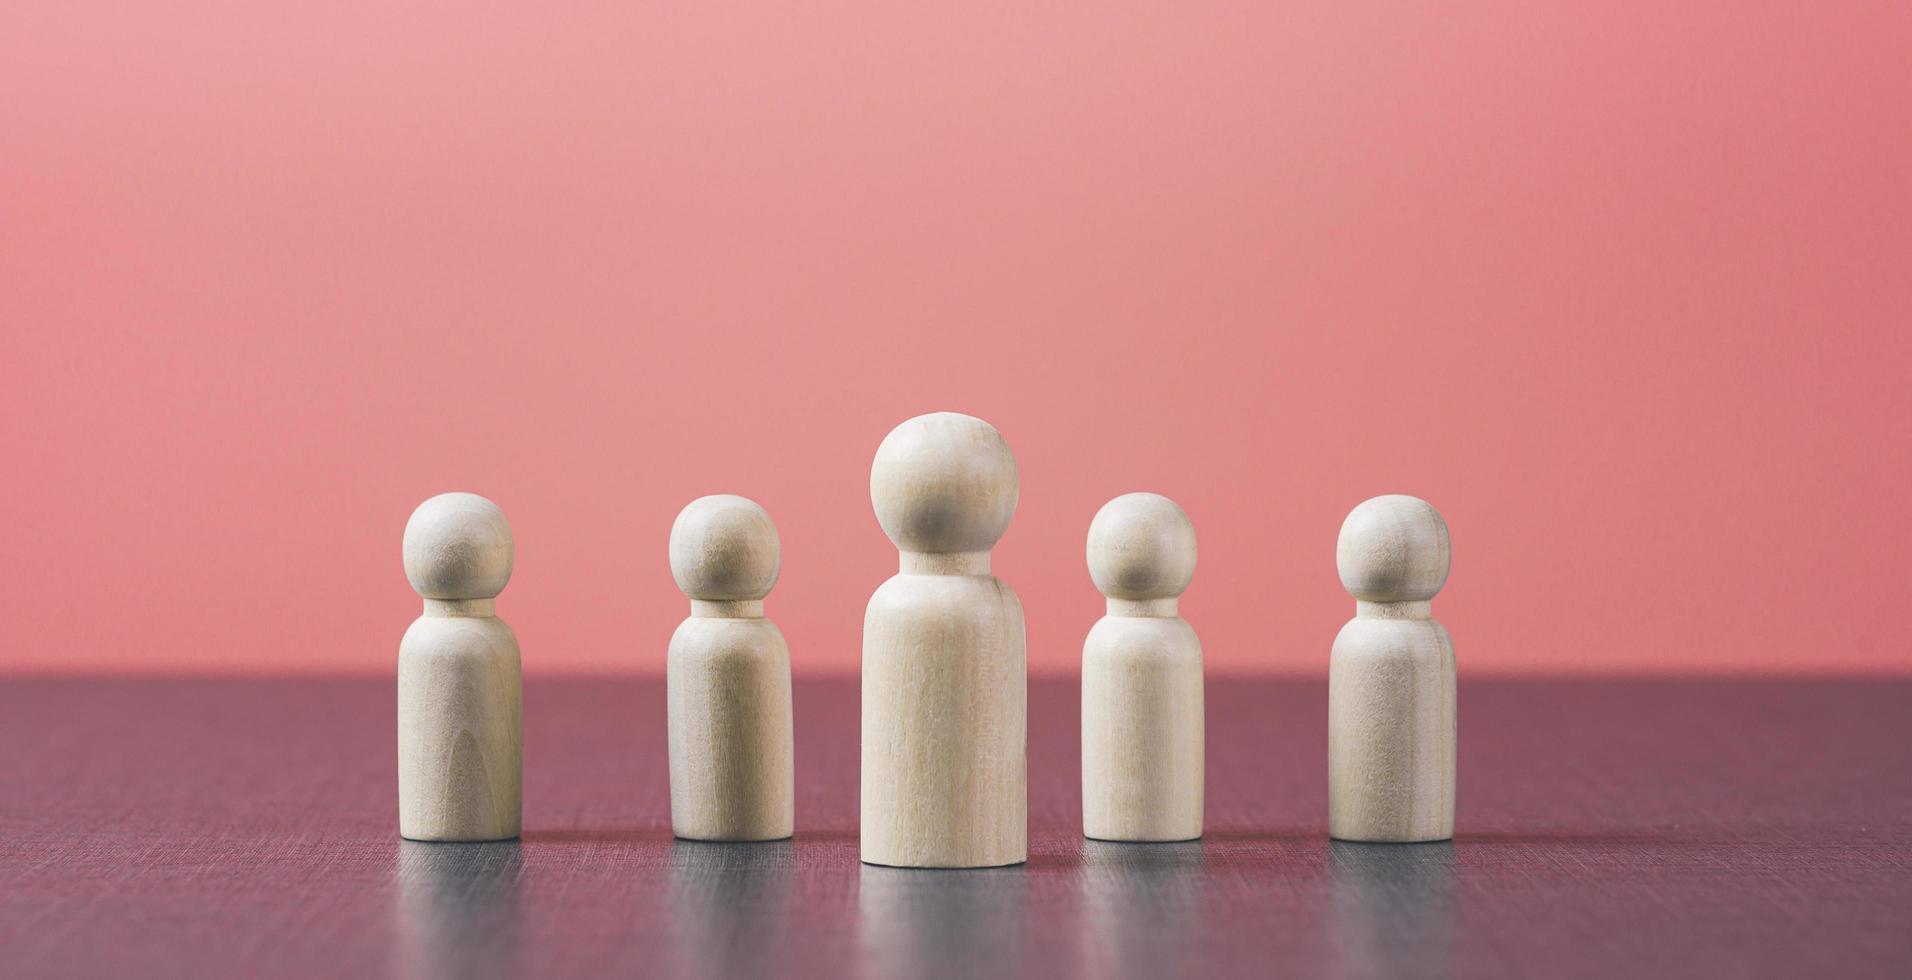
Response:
[385, 834, 1465, 980]
[397, 841, 524, 980]
[6, 678, 1908, 979]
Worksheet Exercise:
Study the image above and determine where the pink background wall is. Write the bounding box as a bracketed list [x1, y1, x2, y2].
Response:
[4, 3, 1907, 676]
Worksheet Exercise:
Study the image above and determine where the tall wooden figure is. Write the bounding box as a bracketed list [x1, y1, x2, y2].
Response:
[398, 492, 522, 841]
[1082, 492, 1204, 842]
[1328, 494, 1455, 843]
[667, 494, 795, 841]
[862, 412, 1027, 868]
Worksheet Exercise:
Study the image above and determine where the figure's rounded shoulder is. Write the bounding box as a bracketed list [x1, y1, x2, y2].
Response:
[672, 615, 784, 649]
[871, 572, 1017, 604]
[866, 575, 1022, 633]
[1331, 615, 1450, 662]
[1085, 615, 1199, 660]
[669, 617, 787, 672]
[399, 615, 519, 662]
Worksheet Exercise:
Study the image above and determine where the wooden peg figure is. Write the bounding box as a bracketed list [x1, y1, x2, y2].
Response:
[398, 492, 522, 841]
[667, 495, 794, 841]
[862, 412, 1027, 868]
[1328, 494, 1456, 842]
[1082, 492, 1204, 842]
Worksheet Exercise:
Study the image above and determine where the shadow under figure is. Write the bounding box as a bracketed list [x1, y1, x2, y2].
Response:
[395, 840, 524, 980]
[857, 863, 1031, 980]
[665, 840, 796, 980]
[1329, 840, 1456, 980]
[1075, 841, 1207, 979]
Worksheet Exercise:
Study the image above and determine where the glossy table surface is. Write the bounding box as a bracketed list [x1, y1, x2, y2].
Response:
[3, 677, 1909, 979]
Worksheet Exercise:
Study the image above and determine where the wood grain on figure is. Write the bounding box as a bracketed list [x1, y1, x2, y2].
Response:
[862, 412, 1027, 868]
[1328, 494, 1455, 843]
[398, 492, 522, 842]
[1082, 493, 1204, 842]
[667, 495, 794, 842]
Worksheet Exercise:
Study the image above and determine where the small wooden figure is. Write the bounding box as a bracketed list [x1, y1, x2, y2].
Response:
[1328, 494, 1456, 842]
[398, 492, 522, 841]
[667, 494, 794, 841]
[861, 412, 1027, 868]
[1081, 492, 1204, 842]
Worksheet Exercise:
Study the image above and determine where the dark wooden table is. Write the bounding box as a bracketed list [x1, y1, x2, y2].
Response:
[3, 677, 1908, 979]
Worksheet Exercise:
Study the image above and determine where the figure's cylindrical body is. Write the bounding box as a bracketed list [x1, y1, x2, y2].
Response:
[397, 608, 523, 841]
[861, 564, 1027, 867]
[1327, 603, 1455, 842]
[668, 610, 794, 841]
[1082, 607, 1203, 841]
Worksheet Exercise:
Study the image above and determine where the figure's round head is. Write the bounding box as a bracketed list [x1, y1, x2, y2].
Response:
[1337, 494, 1449, 602]
[1087, 492, 1196, 600]
[870, 413, 1018, 554]
[669, 494, 780, 600]
[403, 492, 514, 599]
